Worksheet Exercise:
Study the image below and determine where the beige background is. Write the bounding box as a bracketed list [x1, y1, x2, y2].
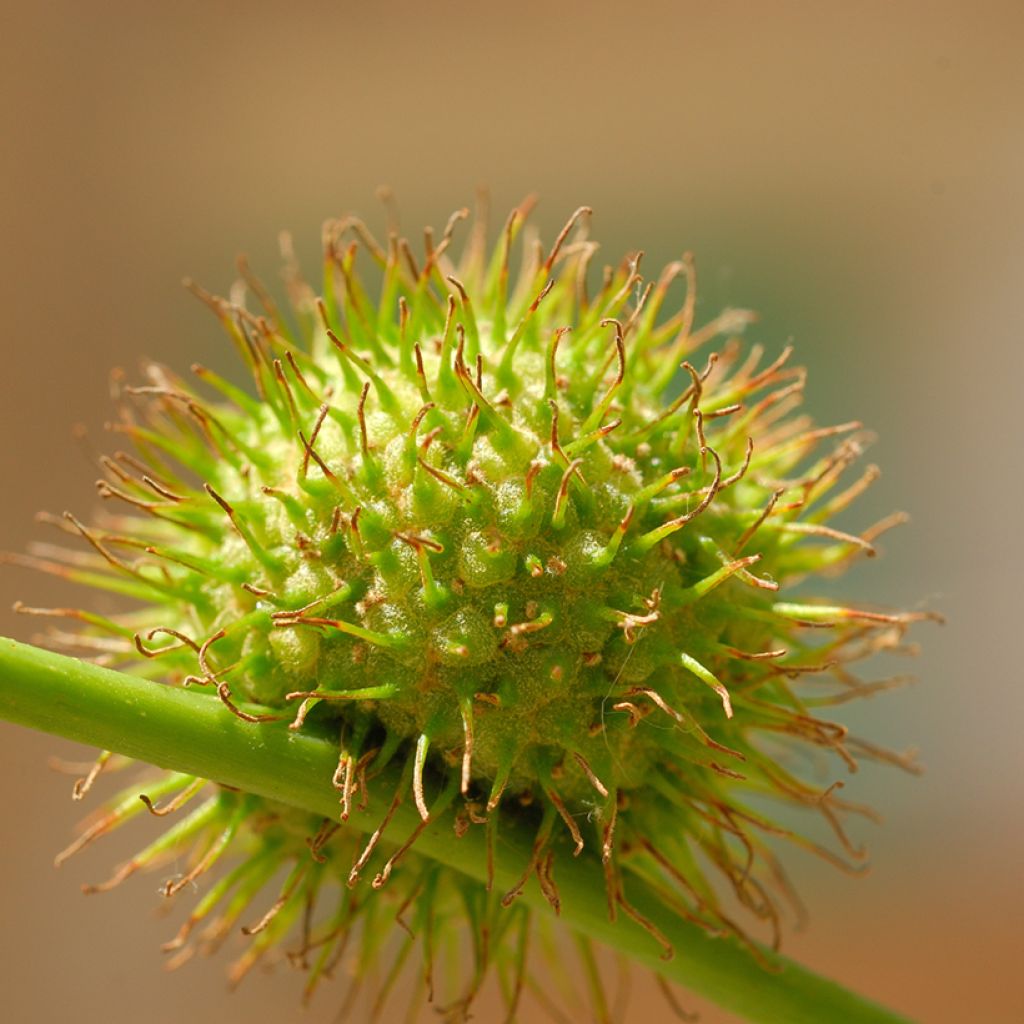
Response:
[1, 2, 1021, 1021]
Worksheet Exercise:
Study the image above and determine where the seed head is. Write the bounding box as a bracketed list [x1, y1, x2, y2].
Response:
[17, 197, 937, 1016]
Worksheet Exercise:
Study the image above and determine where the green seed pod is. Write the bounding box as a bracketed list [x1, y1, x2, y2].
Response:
[11, 199, 937, 1019]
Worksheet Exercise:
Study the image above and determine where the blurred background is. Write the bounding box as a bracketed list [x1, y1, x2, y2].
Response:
[0, 2, 1020, 1021]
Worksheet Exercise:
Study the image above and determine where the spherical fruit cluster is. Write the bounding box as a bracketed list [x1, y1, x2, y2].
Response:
[16, 199, 934, 1016]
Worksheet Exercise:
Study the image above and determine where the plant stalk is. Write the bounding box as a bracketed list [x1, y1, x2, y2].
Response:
[0, 636, 911, 1024]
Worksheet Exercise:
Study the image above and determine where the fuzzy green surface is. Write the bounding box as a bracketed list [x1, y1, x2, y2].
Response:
[9, 202, 936, 1017]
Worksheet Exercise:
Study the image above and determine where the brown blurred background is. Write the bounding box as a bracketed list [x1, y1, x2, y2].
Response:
[1, 2, 1021, 1021]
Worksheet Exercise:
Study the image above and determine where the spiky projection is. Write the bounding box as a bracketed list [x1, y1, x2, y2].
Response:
[13, 198, 935, 1018]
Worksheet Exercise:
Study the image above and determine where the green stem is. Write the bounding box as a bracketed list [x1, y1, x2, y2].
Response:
[0, 636, 910, 1024]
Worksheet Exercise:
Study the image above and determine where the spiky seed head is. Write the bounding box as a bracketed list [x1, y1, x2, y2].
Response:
[18, 198, 937, 1015]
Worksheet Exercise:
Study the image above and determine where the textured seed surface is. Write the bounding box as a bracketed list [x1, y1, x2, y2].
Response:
[19, 200, 937, 1015]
